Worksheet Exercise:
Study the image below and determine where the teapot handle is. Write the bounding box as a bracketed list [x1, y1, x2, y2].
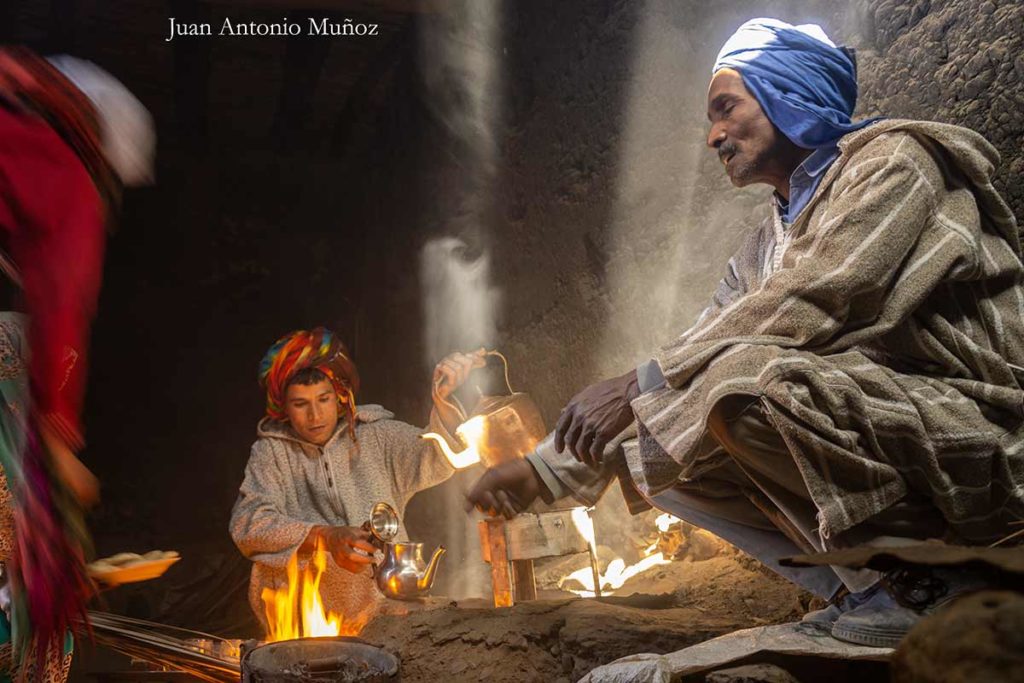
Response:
[433, 349, 514, 422]
[484, 350, 515, 396]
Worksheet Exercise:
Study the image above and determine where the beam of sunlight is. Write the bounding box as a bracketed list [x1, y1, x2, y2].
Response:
[417, 0, 504, 601]
[596, 0, 768, 375]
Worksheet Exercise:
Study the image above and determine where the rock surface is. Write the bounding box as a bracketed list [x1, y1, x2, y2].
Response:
[359, 548, 812, 683]
[361, 597, 739, 683]
[853, 0, 1024, 228]
[706, 663, 802, 683]
[890, 590, 1024, 683]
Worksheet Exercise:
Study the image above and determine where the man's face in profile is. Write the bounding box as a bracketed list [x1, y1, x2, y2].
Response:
[706, 68, 794, 189]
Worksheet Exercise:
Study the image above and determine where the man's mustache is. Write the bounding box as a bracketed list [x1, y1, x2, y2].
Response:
[719, 141, 739, 162]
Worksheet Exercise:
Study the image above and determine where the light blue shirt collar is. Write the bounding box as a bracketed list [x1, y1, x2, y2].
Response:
[776, 145, 839, 224]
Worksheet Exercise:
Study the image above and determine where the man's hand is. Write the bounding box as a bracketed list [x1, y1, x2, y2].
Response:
[432, 348, 488, 400]
[465, 459, 542, 519]
[554, 369, 640, 467]
[315, 526, 376, 573]
[432, 348, 488, 433]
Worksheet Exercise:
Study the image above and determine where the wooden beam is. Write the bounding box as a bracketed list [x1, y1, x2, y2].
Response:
[484, 518, 512, 608]
[503, 510, 591, 561]
[511, 559, 536, 602]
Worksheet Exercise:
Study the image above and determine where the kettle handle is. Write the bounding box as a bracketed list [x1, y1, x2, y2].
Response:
[433, 349, 514, 422]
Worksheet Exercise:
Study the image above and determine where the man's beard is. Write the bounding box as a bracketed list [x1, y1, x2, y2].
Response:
[720, 135, 790, 186]
[720, 141, 757, 185]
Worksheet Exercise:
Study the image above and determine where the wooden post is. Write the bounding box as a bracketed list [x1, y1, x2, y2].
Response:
[484, 519, 513, 607]
[587, 508, 602, 598]
[478, 509, 597, 606]
[511, 559, 537, 602]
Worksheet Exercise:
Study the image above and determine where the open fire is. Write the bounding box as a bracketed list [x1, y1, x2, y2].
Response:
[427, 408, 683, 602]
[261, 538, 368, 641]
[560, 513, 677, 597]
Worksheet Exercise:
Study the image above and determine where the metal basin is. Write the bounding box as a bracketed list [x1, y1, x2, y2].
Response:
[242, 637, 399, 683]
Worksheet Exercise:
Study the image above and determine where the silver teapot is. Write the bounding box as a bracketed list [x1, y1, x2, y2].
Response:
[367, 502, 446, 600]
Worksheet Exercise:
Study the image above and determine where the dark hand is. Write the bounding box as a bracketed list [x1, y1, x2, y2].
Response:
[554, 369, 640, 467]
[464, 459, 542, 519]
[320, 526, 376, 573]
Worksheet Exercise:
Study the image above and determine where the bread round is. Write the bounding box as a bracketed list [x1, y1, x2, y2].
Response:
[106, 552, 143, 565]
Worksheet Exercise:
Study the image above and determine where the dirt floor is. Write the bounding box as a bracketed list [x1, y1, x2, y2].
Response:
[360, 547, 818, 683]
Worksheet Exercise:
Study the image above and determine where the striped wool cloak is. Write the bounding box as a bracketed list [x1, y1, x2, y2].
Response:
[629, 119, 1024, 546]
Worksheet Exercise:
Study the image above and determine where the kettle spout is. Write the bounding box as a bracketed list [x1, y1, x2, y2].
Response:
[421, 424, 482, 469]
[418, 545, 447, 591]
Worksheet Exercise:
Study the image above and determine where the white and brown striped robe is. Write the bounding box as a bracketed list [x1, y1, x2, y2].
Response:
[629, 119, 1024, 546]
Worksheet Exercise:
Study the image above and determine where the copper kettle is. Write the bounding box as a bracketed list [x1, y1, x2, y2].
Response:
[427, 351, 546, 469]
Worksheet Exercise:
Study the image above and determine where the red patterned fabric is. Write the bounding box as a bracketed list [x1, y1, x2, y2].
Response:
[0, 47, 118, 212]
[0, 107, 105, 450]
[0, 65, 107, 668]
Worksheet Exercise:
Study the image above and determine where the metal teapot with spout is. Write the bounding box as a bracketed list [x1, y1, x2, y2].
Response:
[367, 502, 445, 600]
[430, 351, 547, 469]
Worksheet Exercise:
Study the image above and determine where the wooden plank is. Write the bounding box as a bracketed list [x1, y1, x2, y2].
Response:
[511, 559, 536, 602]
[477, 520, 491, 563]
[485, 518, 513, 608]
[502, 509, 590, 561]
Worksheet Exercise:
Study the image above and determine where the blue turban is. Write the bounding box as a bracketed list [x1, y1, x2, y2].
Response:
[713, 18, 877, 149]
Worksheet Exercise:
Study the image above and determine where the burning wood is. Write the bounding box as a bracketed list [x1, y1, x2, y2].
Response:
[261, 539, 368, 642]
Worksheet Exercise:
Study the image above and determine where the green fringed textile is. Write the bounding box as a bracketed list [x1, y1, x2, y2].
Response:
[0, 315, 93, 677]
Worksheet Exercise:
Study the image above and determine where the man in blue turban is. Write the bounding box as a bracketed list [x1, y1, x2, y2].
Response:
[468, 18, 1022, 650]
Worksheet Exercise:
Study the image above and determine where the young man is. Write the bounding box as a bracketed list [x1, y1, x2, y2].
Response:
[230, 328, 482, 628]
[467, 18, 1024, 648]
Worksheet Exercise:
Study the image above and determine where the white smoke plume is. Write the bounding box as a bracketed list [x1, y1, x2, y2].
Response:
[420, 237, 500, 368]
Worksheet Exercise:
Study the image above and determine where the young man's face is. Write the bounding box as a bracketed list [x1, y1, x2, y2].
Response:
[284, 380, 340, 446]
[706, 68, 796, 190]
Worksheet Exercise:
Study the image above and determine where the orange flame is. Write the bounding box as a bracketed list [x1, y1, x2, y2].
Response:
[261, 539, 367, 641]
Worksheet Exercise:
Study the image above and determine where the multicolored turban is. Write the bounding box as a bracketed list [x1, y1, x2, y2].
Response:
[258, 328, 360, 439]
[713, 18, 878, 149]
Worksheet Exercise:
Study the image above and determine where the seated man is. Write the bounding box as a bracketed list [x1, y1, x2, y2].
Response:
[468, 19, 1024, 648]
[230, 327, 481, 628]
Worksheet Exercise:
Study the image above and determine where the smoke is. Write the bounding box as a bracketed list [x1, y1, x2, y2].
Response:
[420, 237, 500, 366]
[416, 0, 502, 178]
[596, 0, 770, 375]
[415, 0, 505, 600]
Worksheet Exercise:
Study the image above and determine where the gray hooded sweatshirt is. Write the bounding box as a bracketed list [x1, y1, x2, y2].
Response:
[229, 404, 456, 629]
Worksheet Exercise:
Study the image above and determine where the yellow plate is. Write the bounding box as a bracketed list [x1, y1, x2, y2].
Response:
[89, 556, 180, 586]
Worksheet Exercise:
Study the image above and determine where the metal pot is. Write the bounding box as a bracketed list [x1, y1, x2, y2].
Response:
[366, 502, 445, 600]
[436, 350, 547, 468]
[241, 636, 399, 683]
[467, 392, 546, 468]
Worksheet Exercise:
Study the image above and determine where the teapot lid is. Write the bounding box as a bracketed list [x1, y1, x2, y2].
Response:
[369, 501, 399, 543]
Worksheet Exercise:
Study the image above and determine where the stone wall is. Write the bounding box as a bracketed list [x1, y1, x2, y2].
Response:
[853, 0, 1024, 221]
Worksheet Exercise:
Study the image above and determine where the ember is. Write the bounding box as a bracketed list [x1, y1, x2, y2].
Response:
[261, 539, 368, 642]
